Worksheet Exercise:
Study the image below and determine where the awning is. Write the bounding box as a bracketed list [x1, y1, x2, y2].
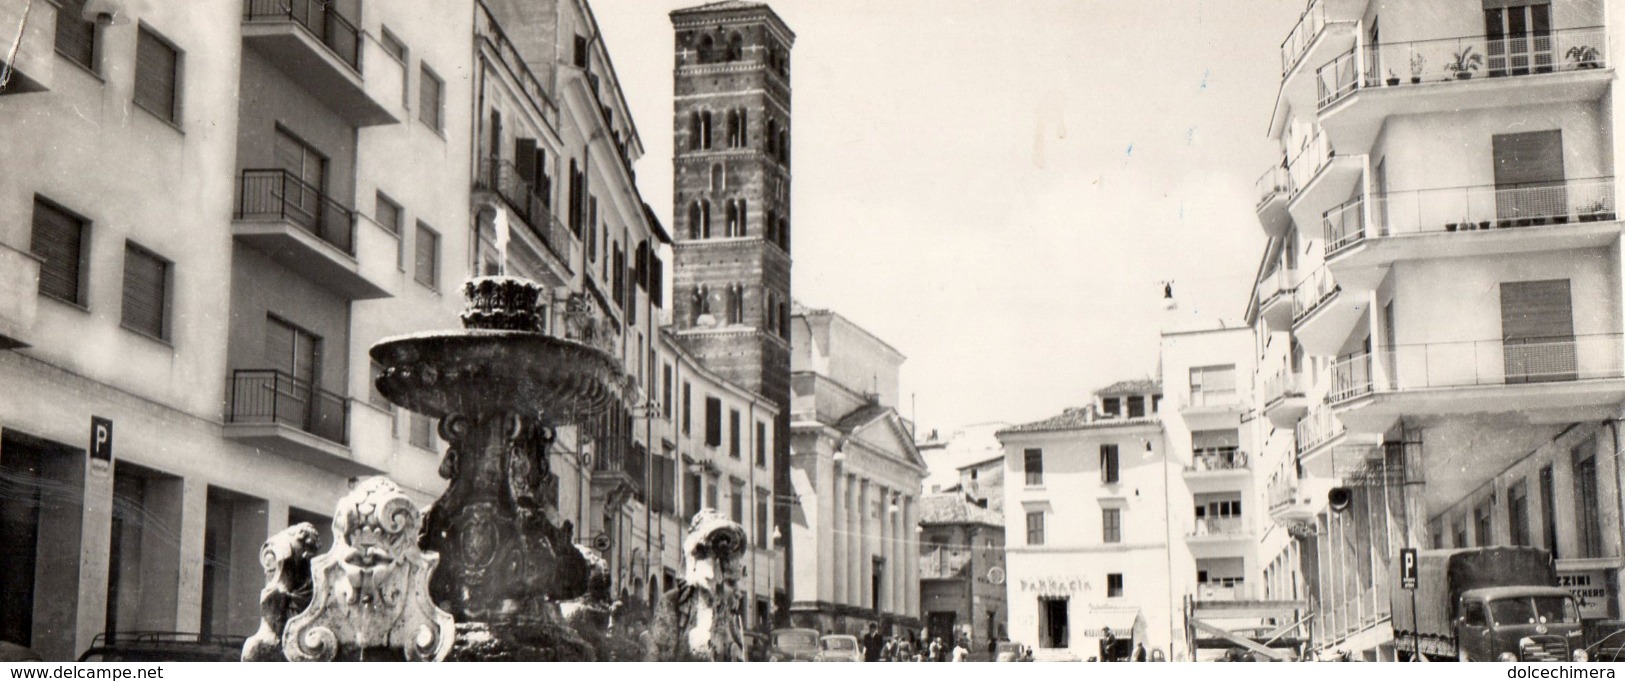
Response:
[1078, 608, 1147, 641]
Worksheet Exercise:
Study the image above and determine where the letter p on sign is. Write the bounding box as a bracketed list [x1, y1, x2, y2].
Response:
[1400, 547, 1418, 590]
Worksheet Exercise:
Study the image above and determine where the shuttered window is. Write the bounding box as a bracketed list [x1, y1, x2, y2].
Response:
[418, 64, 442, 131]
[729, 409, 741, 459]
[704, 396, 722, 447]
[515, 138, 538, 187]
[1493, 131, 1566, 223]
[1500, 279, 1575, 383]
[135, 27, 180, 123]
[54, 0, 96, 71]
[120, 243, 168, 340]
[379, 27, 409, 107]
[1100, 444, 1120, 484]
[30, 198, 88, 305]
[414, 222, 439, 289]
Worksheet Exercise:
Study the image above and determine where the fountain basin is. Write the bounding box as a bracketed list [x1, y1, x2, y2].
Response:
[370, 330, 625, 421]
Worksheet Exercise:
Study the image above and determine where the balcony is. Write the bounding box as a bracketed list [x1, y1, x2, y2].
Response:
[1275, 0, 1361, 126]
[1181, 389, 1243, 430]
[920, 547, 973, 580]
[1194, 582, 1248, 602]
[474, 157, 576, 283]
[0, 0, 52, 94]
[1295, 403, 1345, 462]
[1326, 178, 1620, 294]
[1187, 516, 1250, 557]
[1333, 334, 1625, 434]
[241, 0, 400, 127]
[223, 369, 378, 475]
[1256, 267, 1296, 333]
[1285, 133, 1365, 240]
[1183, 448, 1251, 493]
[0, 243, 41, 349]
[592, 441, 648, 500]
[1291, 265, 1364, 356]
[1262, 370, 1309, 427]
[233, 169, 390, 300]
[1256, 165, 1293, 237]
[1318, 27, 1611, 151]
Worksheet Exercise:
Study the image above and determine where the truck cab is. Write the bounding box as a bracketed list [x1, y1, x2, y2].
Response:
[1455, 587, 1586, 662]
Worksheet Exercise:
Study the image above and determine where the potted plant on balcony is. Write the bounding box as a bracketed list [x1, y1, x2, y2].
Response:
[1446, 46, 1482, 80]
[1410, 53, 1425, 83]
[1580, 199, 1615, 222]
[1566, 45, 1602, 70]
[1386, 69, 1400, 87]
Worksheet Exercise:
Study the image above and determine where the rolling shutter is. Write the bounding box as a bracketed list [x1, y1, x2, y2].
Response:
[515, 138, 538, 187]
[31, 200, 85, 304]
[121, 244, 167, 339]
[705, 396, 722, 447]
[1493, 131, 1564, 187]
[1500, 279, 1574, 383]
[135, 28, 178, 122]
[54, 0, 95, 70]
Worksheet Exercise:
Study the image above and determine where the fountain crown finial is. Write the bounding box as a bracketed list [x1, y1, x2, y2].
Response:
[460, 276, 549, 332]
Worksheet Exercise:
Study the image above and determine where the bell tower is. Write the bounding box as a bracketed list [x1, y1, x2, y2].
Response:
[670, 0, 794, 615]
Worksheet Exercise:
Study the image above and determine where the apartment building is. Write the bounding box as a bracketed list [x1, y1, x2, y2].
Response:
[1249, 0, 1624, 660]
[918, 493, 1006, 652]
[788, 304, 926, 636]
[997, 381, 1172, 661]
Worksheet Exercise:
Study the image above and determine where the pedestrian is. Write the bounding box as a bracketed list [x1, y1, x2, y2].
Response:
[881, 637, 896, 662]
[952, 636, 969, 662]
[898, 636, 915, 662]
[862, 623, 885, 663]
[1101, 626, 1117, 662]
[1134, 643, 1147, 661]
[929, 636, 944, 662]
[987, 636, 998, 658]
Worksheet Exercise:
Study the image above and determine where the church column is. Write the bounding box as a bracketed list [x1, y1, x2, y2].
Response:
[832, 465, 846, 605]
[877, 484, 891, 615]
[905, 495, 920, 619]
[858, 478, 872, 611]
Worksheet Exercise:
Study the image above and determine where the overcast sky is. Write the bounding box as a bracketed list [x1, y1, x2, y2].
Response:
[593, 0, 1304, 435]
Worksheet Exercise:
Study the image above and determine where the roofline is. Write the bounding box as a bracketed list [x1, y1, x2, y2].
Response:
[670, 3, 797, 44]
[574, 0, 643, 153]
[996, 418, 1163, 439]
[793, 305, 907, 362]
[659, 326, 778, 410]
[1159, 323, 1248, 338]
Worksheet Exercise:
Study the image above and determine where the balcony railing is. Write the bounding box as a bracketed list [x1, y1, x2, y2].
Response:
[1327, 352, 1374, 403]
[226, 369, 349, 445]
[1267, 473, 1298, 511]
[1257, 266, 1296, 309]
[1382, 333, 1624, 390]
[235, 169, 356, 255]
[919, 547, 973, 579]
[1286, 130, 1335, 197]
[1188, 448, 1248, 472]
[1295, 404, 1345, 454]
[1186, 388, 1239, 408]
[1280, 0, 1329, 76]
[1377, 177, 1616, 236]
[1290, 266, 1339, 323]
[1191, 516, 1245, 536]
[1195, 582, 1248, 601]
[1264, 369, 1306, 405]
[1257, 164, 1293, 208]
[243, 0, 360, 70]
[1295, 404, 1344, 454]
[476, 157, 572, 265]
[1318, 26, 1608, 110]
[1323, 196, 1366, 255]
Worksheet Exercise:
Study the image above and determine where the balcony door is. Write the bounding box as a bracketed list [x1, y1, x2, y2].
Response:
[1492, 130, 1565, 225]
[1500, 279, 1575, 383]
[265, 315, 323, 431]
[273, 127, 328, 229]
[1485, 3, 1552, 77]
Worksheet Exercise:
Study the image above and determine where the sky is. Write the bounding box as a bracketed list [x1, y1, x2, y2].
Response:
[592, 0, 1305, 435]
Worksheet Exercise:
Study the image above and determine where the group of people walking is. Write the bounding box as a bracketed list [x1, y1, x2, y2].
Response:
[859, 624, 988, 662]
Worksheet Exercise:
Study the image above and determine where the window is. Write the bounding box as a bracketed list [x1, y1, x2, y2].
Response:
[1025, 511, 1045, 545]
[134, 27, 180, 124]
[573, 34, 589, 68]
[1126, 396, 1145, 418]
[1485, 4, 1553, 77]
[31, 197, 88, 305]
[120, 243, 169, 340]
[755, 488, 770, 549]
[682, 382, 692, 435]
[1474, 499, 1493, 547]
[1508, 481, 1530, 547]
[1106, 573, 1124, 598]
[1102, 508, 1121, 544]
[1189, 365, 1237, 405]
[376, 192, 404, 270]
[662, 365, 674, 419]
[1039, 597, 1068, 649]
[1100, 444, 1120, 484]
[1023, 448, 1043, 486]
[1500, 280, 1575, 383]
[704, 396, 722, 447]
[729, 409, 741, 459]
[1540, 464, 1558, 557]
[730, 479, 744, 523]
[54, 0, 97, 72]
[1453, 519, 1468, 548]
[414, 222, 439, 289]
[1573, 438, 1602, 558]
[368, 360, 391, 411]
[379, 27, 409, 107]
[706, 477, 718, 509]
[418, 64, 443, 131]
[1101, 397, 1120, 416]
[684, 468, 702, 519]
[409, 412, 433, 449]
[755, 421, 768, 467]
[725, 283, 744, 324]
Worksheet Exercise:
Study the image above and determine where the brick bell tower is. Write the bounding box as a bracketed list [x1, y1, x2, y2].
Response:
[669, 1, 794, 616]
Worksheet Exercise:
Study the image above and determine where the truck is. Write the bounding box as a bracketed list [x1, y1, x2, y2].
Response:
[1391, 547, 1586, 662]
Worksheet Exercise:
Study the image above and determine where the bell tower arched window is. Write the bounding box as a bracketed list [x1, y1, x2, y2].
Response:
[693, 284, 711, 324]
[726, 283, 744, 324]
[727, 32, 744, 61]
[689, 112, 702, 151]
[698, 34, 716, 63]
[688, 202, 703, 240]
[700, 111, 714, 149]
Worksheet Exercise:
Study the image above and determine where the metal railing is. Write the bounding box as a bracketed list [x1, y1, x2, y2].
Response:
[1323, 196, 1367, 256]
[1188, 448, 1248, 472]
[243, 0, 360, 70]
[1376, 177, 1616, 236]
[1267, 473, 1298, 511]
[226, 369, 349, 445]
[1186, 388, 1239, 408]
[1191, 516, 1246, 536]
[1257, 164, 1292, 208]
[919, 547, 972, 579]
[1257, 267, 1296, 311]
[475, 157, 572, 265]
[1290, 265, 1339, 323]
[1382, 333, 1624, 390]
[1327, 352, 1374, 403]
[1195, 583, 1248, 601]
[1318, 26, 1607, 110]
[1295, 404, 1344, 454]
[1280, 0, 1329, 76]
[235, 169, 356, 255]
[1286, 131, 1335, 198]
[1264, 369, 1306, 405]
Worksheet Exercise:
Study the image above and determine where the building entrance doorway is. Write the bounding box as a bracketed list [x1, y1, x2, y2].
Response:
[1039, 597, 1069, 649]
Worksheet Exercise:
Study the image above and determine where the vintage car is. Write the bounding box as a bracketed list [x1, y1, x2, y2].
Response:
[817, 634, 862, 662]
[768, 628, 822, 662]
[77, 632, 246, 662]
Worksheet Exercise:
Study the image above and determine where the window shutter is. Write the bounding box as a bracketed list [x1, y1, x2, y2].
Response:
[1100, 444, 1119, 483]
[31, 200, 85, 303]
[54, 0, 96, 70]
[705, 397, 722, 447]
[1192, 429, 1240, 450]
[135, 29, 178, 122]
[515, 138, 538, 187]
[121, 245, 167, 338]
[415, 224, 439, 288]
[1492, 130, 1564, 187]
[1500, 280, 1573, 340]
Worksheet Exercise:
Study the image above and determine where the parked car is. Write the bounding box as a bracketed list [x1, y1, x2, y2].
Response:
[77, 632, 246, 662]
[744, 631, 771, 662]
[768, 628, 822, 662]
[994, 641, 1030, 662]
[818, 634, 862, 662]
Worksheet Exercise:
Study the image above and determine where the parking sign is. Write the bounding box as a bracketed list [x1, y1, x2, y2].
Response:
[1400, 547, 1418, 590]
